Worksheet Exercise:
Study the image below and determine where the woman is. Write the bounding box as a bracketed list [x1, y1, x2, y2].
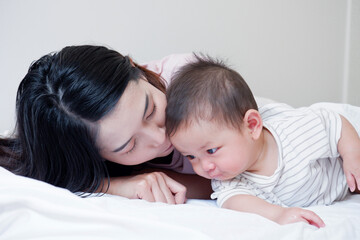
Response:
[0, 45, 211, 204]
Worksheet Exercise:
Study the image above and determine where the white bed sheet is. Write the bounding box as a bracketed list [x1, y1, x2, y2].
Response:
[0, 167, 359, 240]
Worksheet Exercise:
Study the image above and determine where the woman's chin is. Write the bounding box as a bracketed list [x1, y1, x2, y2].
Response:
[158, 145, 174, 157]
[164, 145, 174, 155]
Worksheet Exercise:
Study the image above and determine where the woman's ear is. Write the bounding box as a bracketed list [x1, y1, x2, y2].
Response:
[243, 109, 263, 140]
[129, 57, 136, 67]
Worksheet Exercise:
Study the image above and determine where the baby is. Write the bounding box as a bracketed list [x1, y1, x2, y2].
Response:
[165, 55, 360, 227]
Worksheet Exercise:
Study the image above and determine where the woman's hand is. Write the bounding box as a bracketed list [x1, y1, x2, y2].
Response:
[275, 207, 325, 228]
[106, 172, 187, 204]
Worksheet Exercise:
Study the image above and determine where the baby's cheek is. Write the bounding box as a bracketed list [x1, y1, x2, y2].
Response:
[229, 163, 245, 176]
[193, 165, 210, 179]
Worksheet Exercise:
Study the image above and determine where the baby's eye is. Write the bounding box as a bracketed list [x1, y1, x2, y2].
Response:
[206, 148, 218, 154]
[185, 155, 195, 161]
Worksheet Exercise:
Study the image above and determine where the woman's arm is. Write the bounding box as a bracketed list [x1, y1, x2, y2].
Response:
[103, 169, 212, 204]
[222, 195, 325, 228]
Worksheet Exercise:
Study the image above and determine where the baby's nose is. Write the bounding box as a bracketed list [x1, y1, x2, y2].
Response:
[201, 159, 216, 172]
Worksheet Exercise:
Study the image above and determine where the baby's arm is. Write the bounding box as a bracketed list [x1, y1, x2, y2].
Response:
[337, 115, 360, 192]
[222, 195, 325, 228]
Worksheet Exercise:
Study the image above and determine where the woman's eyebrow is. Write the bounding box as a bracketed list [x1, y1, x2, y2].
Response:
[112, 93, 149, 153]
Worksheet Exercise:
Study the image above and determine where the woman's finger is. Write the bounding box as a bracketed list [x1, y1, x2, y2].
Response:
[155, 173, 176, 204]
[134, 174, 158, 202]
[145, 173, 168, 203]
[137, 187, 155, 202]
[162, 174, 187, 204]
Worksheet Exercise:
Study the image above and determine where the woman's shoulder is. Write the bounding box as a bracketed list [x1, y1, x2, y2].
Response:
[141, 53, 195, 86]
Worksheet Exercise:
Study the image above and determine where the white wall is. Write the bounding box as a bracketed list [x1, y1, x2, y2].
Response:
[347, 0, 360, 105]
[0, 0, 358, 133]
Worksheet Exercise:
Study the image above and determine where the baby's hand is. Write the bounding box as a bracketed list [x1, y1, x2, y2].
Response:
[338, 115, 360, 192]
[275, 207, 325, 228]
[342, 150, 360, 192]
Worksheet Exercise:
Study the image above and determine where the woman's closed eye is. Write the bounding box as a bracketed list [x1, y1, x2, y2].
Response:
[125, 102, 156, 154]
[126, 139, 137, 154]
[206, 148, 218, 154]
[147, 103, 157, 120]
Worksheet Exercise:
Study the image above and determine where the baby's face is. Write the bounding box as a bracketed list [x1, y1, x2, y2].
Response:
[170, 119, 259, 180]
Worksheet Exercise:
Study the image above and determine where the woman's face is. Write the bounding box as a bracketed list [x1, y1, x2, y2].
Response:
[97, 78, 174, 165]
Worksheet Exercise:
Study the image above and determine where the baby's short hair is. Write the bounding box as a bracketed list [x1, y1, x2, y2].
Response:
[165, 54, 258, 136]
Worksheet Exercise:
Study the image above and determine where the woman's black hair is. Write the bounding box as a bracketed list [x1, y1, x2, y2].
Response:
[0, 45, 160, 195]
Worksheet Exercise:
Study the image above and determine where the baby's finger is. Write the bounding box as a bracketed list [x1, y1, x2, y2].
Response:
[301, 210, 325, 228]
[345, 169, 356, 192]
[352, 169, 360, 190]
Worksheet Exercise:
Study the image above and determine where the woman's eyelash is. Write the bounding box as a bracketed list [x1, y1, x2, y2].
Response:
[126, 139, 137, 154]
[127, 103, 155, 154]
[147, 104, 157, 119]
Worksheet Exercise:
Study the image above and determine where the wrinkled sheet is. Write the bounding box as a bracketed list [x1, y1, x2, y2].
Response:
[0, 167, 359, 240]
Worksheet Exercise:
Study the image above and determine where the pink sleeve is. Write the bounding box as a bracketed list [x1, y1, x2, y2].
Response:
[141, 53, 195, 88]
[145, 150, 196, 174]
[171, 150, 196, 174]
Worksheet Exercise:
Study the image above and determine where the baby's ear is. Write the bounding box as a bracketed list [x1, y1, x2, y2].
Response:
[243, 109, 263, 140]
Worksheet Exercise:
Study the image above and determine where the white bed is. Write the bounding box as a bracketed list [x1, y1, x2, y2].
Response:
[1, 166, 359, 240]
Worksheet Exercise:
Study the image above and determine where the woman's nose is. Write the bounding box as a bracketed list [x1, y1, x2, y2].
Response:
[145, 124, 166, 147]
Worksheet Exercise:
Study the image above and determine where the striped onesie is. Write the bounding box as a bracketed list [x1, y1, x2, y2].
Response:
[211, 103, 360, 207]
